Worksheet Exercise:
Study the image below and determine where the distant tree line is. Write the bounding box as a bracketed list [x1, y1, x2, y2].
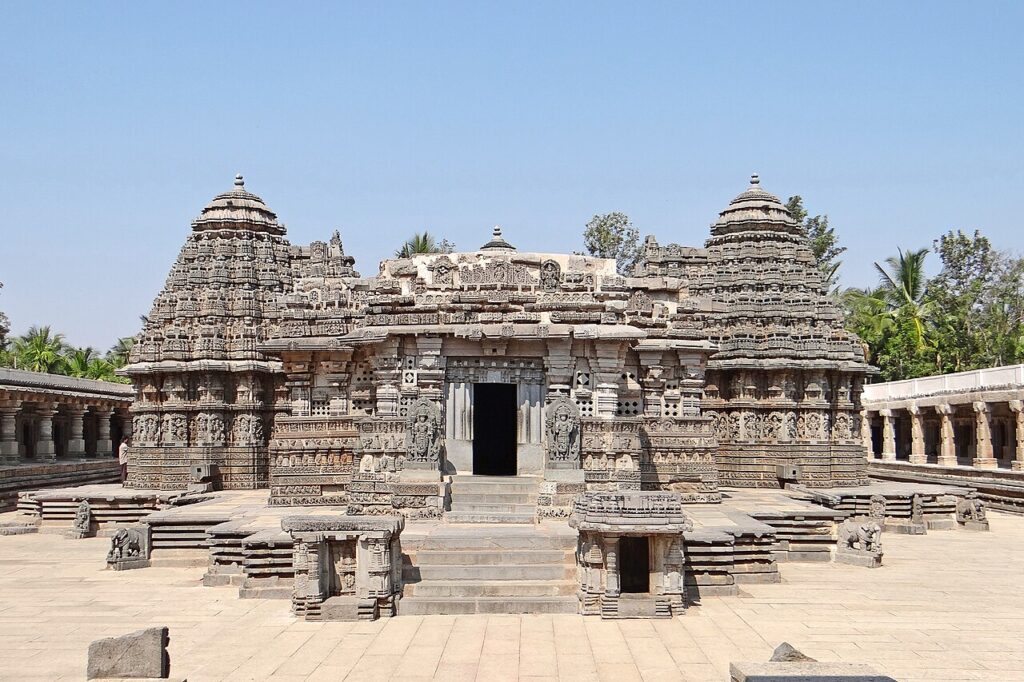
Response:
[0, 320, 134, 384]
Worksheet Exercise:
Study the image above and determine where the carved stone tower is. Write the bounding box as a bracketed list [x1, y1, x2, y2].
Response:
[122, 175, 292, 489]
[696, 175, 874, 487]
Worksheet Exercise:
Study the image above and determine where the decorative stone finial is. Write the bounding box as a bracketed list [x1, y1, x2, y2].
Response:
[234, 174, 245, 189]
[479, 224, 516, 252]
[750, 173, 760, 186]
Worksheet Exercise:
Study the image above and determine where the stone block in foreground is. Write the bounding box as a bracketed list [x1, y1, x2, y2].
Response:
[730, 660, 895, 681]
[87, 627, 169, 679]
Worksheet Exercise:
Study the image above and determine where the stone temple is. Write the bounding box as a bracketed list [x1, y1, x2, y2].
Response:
[123, 173, 872, 503]
[6, 174, 1002, 627]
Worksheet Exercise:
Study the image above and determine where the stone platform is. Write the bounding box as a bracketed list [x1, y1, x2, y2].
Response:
[1, 510, 1022, 681]
[0, 458, 120, 512]
[1, 480, 984, 617]
[869, 459, 1024, 514]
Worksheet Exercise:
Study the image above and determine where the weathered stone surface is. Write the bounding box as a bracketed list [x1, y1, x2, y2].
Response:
[86, 626, 169, 679]
[730, 661, 895, 681]
[769, 642, 816, 662]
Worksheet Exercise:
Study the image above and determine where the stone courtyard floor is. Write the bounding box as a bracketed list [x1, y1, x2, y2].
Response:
[2, 514, 1024, 681]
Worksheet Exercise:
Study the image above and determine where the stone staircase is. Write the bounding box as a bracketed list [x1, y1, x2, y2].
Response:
[446, 475, 539, 524]
[399, 523, 579, 615]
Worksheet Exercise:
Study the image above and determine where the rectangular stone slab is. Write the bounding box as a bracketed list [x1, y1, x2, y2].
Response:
[730, 660, 896, 681]
[87, 626, 169, 679]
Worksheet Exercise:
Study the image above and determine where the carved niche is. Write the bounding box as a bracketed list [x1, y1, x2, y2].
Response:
[545, 396, 581, 466]
[540, 259, 561, 292]
[405, 398, 442, 463]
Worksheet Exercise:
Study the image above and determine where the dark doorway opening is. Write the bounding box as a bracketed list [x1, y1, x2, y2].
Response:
[619, 536, 650, 594]
[472, 383, 517, 475]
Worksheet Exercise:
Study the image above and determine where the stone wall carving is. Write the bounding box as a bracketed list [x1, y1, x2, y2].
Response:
[545, 396, 580, 466]
[405, 398, 442, 464]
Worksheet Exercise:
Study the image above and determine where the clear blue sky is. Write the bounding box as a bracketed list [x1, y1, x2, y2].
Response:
[1, 3, 1021, 350]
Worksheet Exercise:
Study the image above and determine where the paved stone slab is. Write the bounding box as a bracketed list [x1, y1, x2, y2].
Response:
[1, 509, 1024, 681]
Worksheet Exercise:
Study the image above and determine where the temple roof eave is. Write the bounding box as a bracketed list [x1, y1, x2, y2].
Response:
[706, 357, 878, 373]
[0, 368, 133, 399]
[298, 323, 651, 347]
[118, 359, 284, 376]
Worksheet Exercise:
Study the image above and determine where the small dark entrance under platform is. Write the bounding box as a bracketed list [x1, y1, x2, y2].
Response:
[619, 536, 651, 594]
[472, 383, 517, 475]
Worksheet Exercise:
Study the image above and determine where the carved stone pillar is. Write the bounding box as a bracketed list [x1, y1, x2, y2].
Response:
[1009, 400, 1024, 471]
[603, 535, 620, 597]
[415, 336, 444, 402]
[372, 341, 401, 417]
[94, 407, 114, 456]
[861, 410, 873, 457]
[936, 404, 957, 466]
[972, 401, 997, 469]
[66, 406, 87, 458]
[0, 401, 20, 463]
[36, 402, 59, 460]
[908, 404, 926, 464]
[879, 409, 896, 461]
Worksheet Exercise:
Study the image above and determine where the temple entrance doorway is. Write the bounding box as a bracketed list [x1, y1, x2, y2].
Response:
[619, 536, 650, 593]
[472, 383, 517, 475]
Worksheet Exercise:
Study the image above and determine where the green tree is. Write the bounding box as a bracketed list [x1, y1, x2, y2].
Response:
[107, 336, 136, 367]
[64, 347, 98, 378]
[583, 212, 641, 276]
[873, 247, 931, 350]
[11, 325, 68, 373]
[0, 281, 9, 349]
[927, 230, 1024, 372]
[785, 196, 846, 293]
[395, 232, 454, 258]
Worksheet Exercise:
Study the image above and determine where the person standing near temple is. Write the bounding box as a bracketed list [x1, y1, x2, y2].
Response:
[117, 436, 130, 484]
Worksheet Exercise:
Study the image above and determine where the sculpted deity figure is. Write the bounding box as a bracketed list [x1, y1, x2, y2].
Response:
[540, 259, 561, 292]
[73, 500, 91, 534]
[405, 398, 442, 463]
[545, 396, 581, 464]
[868, 494, 886, 520]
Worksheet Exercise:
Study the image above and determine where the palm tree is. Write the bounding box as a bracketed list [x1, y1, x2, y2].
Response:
[64, 347, 98, 378]
[107, 336, 135, 367]
[85, 357, 119, 382]
[841, 287, 892, 365]
[395, 232, 441, 258]
[874, 247, 931, 348]
[12, 326, 67, 373]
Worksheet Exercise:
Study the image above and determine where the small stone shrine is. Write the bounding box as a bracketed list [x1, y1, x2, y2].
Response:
[570, 491, 692, 618]
[282, 514, 404, 621]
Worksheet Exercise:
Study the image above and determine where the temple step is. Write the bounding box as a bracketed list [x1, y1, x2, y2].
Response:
[447, 475, 540, 524]
[410, 549, 572, 565]
[404, 562, 573, 582]
[403, 579, 576, 598]
[399, 596, 578, 615]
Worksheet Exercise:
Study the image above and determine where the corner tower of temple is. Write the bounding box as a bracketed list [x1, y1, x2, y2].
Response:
[122, 176, 299, 489]
[694, 174, 874, 487]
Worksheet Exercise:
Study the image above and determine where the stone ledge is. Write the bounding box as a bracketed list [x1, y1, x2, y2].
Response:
[730, 660, 895, 681]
